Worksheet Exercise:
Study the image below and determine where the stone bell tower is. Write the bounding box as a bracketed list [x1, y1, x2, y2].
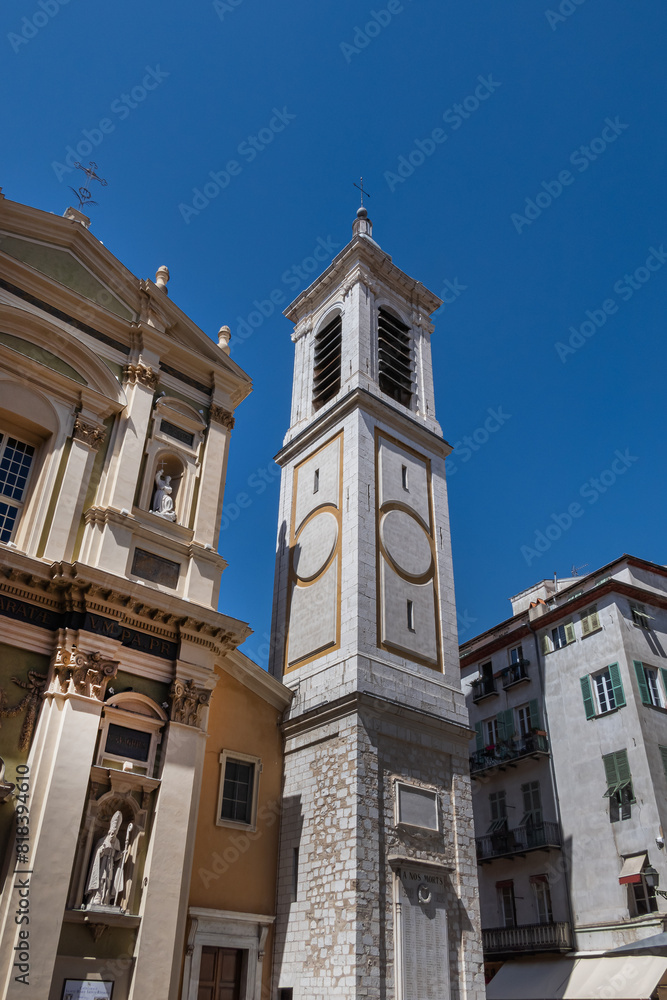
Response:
[269, 208, 484, 1000]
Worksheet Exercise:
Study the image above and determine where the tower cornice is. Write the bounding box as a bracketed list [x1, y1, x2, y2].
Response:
[284, 234, 442, 326]
[274, 386, 452, 466]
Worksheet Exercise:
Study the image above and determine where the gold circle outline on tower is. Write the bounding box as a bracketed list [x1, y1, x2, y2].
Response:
[378, 501, 435, 585]
[292, 504, 339, 584]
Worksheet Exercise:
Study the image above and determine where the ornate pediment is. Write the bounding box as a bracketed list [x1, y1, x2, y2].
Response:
[0, 233, 135, 321]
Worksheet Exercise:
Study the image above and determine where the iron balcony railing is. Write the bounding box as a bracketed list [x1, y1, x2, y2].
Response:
[501, 658, 530, 688]
[483, 921, 572, 954]
[469, 732, 549, 776]
[476, 821, 562, 862]
[471, 676, 497, 702]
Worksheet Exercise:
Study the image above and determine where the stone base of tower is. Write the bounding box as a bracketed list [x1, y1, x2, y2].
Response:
[271, 677, 485, 1000]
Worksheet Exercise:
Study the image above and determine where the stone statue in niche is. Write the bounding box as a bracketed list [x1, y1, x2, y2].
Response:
[151, 468, 178, 521]
[85, 810, 124, 907]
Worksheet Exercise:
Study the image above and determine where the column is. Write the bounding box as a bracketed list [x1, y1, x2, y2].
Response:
[0, 641, 118, 1000]
[128, 677, 209, 1000]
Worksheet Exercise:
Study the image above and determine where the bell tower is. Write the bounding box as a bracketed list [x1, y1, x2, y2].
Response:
[269, 208, 484, 1000]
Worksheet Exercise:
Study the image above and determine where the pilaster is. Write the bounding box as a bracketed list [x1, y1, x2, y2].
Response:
[0, 640, 118, 1000]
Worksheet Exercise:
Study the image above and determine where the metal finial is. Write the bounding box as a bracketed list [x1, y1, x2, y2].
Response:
[68, 161, 107, 211]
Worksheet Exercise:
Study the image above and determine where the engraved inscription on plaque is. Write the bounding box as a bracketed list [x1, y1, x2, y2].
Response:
[396, 868, 450, 1000]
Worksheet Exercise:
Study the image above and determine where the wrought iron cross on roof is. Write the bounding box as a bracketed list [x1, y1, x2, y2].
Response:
[69, 160, 108, 211]
[353, 177, 370, 206]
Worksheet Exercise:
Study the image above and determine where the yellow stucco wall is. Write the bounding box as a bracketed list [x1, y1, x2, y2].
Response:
[188, 662, 285, 996]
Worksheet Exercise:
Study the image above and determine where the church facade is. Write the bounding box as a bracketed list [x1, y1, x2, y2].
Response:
[0, 192, 483, 1000]
[0, 191, 290, 1000]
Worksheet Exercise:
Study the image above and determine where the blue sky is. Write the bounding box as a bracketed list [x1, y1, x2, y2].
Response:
[2, 0, 666, 663]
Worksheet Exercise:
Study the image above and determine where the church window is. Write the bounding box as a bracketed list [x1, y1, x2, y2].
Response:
[407, 599, 415, 632]
[401, 464, 409, 490]
[160, 418, 194, 448]
[312, 315, 342, 411]
[378, 308, 413, 408]
[217, 750, 262, 829]
[313, 468, 319, 493]
[0, 433, 35, 543]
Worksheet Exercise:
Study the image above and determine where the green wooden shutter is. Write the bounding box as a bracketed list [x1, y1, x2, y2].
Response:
[475, 722, 484, 751]
[581, 613, 591, 637]
[660, 668, 667, 701]
[580, 676, 595, 720]
[564, 622, 575, 644]
[602, 752, 619, 795]
[541, 634, 550, 655]
[528, 699, 541, 729]
[608, 663, 626, 708]
[659, 745, 667, 780]
[497, 709, 514, 742]
[634, 661, 651, 705]
[589, 608, 600, 631]
[616, 749, 631, 782]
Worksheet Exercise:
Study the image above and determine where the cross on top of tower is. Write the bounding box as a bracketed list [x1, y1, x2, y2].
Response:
[353, 176, 370, 207]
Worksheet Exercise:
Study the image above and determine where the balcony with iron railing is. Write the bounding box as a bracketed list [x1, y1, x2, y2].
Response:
[483, 921, 572, 955]
[470, 731, 549, 777]
[476, 820, 562, 863]
[501, 658, 530, 689]
[470, 675, 498, 703]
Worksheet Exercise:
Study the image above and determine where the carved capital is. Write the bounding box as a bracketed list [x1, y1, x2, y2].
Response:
[209, 405, 235, 430]
[72, 416, 107, 451]
[122, 363, 159, 390]
[50, 646, 119, 701]
[169, 678, 211, 728]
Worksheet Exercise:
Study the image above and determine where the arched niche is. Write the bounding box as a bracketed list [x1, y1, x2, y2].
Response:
[139, 396, 206, 525]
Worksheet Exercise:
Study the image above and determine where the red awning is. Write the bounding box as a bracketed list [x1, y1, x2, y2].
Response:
[619, 853, 647, 885]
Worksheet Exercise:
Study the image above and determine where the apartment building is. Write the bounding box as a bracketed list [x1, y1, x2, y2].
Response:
[461, 555, 667, 999]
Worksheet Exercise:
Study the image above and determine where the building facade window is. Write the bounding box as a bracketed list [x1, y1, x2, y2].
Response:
[602, 749, 634, 822]
[580, 604, 601, 636]
[531, 875, 553, 924]
[509, 644, 523, 663]
[580, 663, 625, 719]
[217, 751, 261, 830]
[630, 602, 653, 629]
[634, 661, 667, 709]
[485, 717, 499, 746]
[516, 700, 541, 739]
[542, 622, 575, 653]
[0, 433, 35, 543]
[521, 781, 542, 828]
[489, 791, 507, 832]
[497, 881, 517, 928]
[629, 876, 658, 917]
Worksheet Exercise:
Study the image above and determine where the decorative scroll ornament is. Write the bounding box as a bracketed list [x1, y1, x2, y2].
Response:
[122, 363, 159, 390]
[0, 670, 47, 752]
[73, 416, 107, 451]
[169, 678, 211, 728]
[51, 647, 119, 701]
[209, 405, 235, 430]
